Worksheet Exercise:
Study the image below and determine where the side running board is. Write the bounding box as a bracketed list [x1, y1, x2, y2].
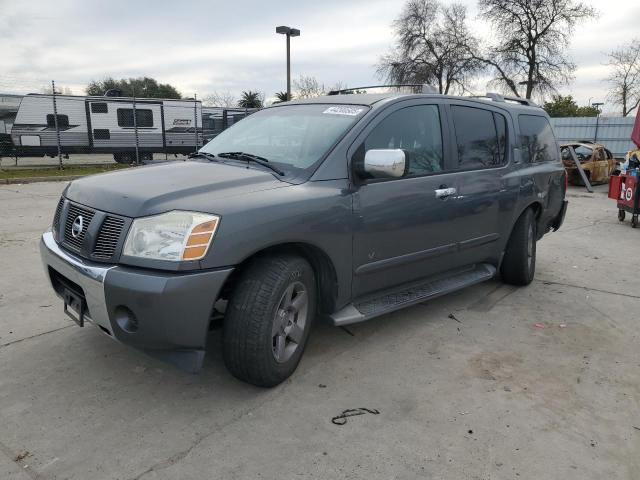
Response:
[329, 263, 496, 326]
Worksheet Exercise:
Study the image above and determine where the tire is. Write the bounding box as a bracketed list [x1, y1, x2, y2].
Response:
[501, 208, 537, 286]
[618, 209, 626, 222]
[632, 215, 638, 229]
[113, 152, 134, 164]
[223, 254, 316, 387]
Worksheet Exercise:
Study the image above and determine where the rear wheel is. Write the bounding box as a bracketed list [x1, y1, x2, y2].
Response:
[223, 254, 316, 387]
[113, 152, 134, 164]
[501, 208, 537, 286]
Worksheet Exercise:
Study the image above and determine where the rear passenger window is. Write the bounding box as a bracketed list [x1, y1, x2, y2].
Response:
[451, 106, 504, 169]
[519, 115, 557, 163]
[364, 105, 444, 176]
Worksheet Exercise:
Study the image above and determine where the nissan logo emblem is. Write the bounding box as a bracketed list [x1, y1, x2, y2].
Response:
[71, 215, 84, 238]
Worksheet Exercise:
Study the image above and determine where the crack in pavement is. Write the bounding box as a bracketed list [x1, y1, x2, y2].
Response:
[0, 325, 74, 350]
[536, 278, 640, 300]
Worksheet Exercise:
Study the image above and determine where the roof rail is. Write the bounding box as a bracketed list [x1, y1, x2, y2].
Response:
[327, 84, 439, 96]
[471, 92, 539, 107]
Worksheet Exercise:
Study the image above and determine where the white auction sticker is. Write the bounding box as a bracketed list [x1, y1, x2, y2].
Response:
[322, 106, 365, 116]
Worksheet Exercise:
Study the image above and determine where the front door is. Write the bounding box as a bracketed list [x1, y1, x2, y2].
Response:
[351, 102, 463, 298]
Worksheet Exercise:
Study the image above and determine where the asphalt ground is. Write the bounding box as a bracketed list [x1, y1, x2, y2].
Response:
[0, 181, 638, 479]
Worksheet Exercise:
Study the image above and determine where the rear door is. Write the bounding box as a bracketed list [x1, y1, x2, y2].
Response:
[351, 100, 463, 298]
[445, 102, 514, 267]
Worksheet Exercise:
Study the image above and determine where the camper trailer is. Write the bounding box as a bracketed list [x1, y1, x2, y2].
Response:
[10, 94, 203, 163]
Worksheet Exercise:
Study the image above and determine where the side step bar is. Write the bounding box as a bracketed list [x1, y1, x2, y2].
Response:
[329, 263, 496, 326]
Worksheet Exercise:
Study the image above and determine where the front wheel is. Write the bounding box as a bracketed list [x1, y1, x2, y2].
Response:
[501, 208, 537, 286]
[223, 254, 316, 387]
[618, 209, 626, 222]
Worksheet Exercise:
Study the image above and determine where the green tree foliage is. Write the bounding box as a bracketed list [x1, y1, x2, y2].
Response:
[237, 91, 264, 108]
[274, 91, 290, 103]
[86, 77, 181, 98]
[543, 95, 599, 117]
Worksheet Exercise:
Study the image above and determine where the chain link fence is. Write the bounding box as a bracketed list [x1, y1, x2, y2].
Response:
[0, 77, 257, 168]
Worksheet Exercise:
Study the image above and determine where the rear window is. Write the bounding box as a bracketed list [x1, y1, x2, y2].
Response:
[451, 106, 505, 169]
[519, 115, 557, 163]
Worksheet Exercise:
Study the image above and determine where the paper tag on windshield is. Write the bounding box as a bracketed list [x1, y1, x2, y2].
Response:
[323, 106, 364, 116]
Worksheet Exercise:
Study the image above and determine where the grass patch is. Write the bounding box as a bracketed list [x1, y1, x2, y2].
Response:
[0, 163, 130, 180]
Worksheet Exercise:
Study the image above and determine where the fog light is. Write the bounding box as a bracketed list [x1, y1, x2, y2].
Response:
[114, 306, 138, 333]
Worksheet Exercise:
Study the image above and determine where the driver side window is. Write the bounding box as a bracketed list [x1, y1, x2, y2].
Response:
[363, 105, 444, 176]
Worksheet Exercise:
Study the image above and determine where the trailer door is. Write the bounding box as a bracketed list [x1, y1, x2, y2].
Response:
[88, 100, 163, 152]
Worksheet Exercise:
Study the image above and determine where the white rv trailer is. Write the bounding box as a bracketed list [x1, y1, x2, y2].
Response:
[10, 94, 203, 162]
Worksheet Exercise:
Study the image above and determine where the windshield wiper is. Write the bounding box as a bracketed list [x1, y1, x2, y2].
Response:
[188, 151, 219, 162]
[217, 151, 285, 176]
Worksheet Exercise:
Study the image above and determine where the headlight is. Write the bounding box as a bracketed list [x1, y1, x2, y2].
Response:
[123, 211, 219, 261]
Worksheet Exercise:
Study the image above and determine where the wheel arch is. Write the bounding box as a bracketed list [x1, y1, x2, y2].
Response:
[218, 242, 339, 316]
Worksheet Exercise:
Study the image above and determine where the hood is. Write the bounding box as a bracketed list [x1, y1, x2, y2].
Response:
[64, 160, 289, 217]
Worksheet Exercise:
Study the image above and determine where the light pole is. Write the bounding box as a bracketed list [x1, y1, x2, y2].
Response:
[592, 102, 604, 143]
[276, 26, 300, 101]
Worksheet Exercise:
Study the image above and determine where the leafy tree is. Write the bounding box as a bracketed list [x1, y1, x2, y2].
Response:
[377, 0, 483, 94]
[606, 39, 640, 116]
[477, 0, 597, 99]
[237, 91, 264, 108]
[274, 91, 290, 103]
[86, 77, 181, 98]
[543, 95, 598, 117]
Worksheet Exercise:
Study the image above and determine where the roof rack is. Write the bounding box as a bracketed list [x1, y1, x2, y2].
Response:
[470, 92, 539, 107]
[327, 84, 439, 96]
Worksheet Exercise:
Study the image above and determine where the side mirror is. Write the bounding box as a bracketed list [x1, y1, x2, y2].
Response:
[363, 149, 407, 178]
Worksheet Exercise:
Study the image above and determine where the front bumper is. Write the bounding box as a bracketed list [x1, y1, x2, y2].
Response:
[40, 231, 234, 372]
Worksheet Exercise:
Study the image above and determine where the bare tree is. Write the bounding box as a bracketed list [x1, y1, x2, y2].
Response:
[606, 39, 640, 116]
[377, 0, 483, 94]
[202, 91, 237, 108]
[293, 75, 326, 99]
[477, 0, 597, 99]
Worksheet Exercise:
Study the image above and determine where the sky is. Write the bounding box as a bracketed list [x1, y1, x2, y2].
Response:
[0, 0, 638, 114]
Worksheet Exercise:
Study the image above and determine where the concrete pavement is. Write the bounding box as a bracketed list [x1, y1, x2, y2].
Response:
[0, 181, 638, 479]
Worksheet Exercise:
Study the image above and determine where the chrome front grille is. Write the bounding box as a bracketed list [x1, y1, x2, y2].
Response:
[63, 203, 95, 251]
[93, 216, 125, 259]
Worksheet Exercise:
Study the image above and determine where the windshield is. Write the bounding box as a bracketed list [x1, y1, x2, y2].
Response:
[200, 104, 368, 172]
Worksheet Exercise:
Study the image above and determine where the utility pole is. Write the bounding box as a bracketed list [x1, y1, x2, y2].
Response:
[592, 102, 604, 143]
[132, 87, 139, 165]
[194, 94, 199, 152]
[51, 80, 63, 170]
[276, 26, 301, 101]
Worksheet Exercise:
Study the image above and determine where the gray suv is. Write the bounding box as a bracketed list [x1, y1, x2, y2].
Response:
[40, 90, 568, 386]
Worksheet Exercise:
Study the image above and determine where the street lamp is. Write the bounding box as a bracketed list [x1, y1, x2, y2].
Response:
[276, 25, 300, 101]
[591, 102, 604, 143]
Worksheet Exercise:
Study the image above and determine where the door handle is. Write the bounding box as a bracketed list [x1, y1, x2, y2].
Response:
[435, 187, 457, 199]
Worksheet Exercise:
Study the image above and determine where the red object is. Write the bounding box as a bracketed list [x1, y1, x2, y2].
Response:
[633, 109, 640, 148]
[610, 173, 638, 209]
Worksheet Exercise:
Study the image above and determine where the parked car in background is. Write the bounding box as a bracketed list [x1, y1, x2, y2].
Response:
[40, 88, 568, 387]
[561, 141, 616, 185]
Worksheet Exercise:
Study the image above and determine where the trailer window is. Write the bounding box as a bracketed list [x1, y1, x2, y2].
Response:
[46, 114, 69, 128]
[91, 103, 108, 113]
[117, 109, 154, 128]
[93, 129, 110, 140]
